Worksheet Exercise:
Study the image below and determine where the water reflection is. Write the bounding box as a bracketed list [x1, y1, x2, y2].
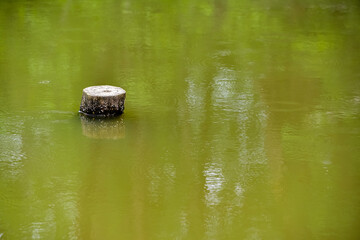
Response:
[0, 134, 25, 180]
[80, 115, 125, 139]
[0, 0, 359, 239]
[204, 162, 224, 207]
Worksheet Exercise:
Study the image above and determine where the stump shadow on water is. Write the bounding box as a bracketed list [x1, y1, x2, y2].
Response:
[80, 115, 125, 140]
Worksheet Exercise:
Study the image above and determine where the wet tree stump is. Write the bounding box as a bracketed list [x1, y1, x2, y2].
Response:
[79, 85, 126, 117]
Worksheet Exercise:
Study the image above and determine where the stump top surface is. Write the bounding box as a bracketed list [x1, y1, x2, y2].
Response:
[83, 85, 126, 97]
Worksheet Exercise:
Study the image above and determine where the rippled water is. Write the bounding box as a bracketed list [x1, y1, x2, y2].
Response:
[0, 0, 359, 239]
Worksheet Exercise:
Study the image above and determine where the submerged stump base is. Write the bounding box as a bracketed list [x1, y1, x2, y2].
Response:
[79, 85, 126, 117]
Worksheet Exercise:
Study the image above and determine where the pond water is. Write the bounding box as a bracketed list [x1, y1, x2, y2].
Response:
[0, 0, 360, 239]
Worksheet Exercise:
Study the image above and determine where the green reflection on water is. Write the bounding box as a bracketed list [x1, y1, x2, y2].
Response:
[0, 0, 359, 239]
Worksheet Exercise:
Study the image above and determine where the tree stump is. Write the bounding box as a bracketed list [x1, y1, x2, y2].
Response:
[79, 85, 126, 117]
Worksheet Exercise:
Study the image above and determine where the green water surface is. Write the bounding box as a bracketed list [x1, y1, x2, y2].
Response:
[0, 0, 360, 239]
